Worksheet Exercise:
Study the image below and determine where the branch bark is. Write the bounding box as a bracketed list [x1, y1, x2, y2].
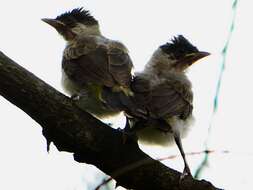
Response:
[0, 51, 222, 190]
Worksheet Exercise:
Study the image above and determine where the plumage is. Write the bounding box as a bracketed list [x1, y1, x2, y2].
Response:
[130, 36, 209, 177]
[56, 8, 98, 27]
[127, 71, 194, 139]
[160, 35, 199, 59]
[42, 8, 133, 118]
[62, 35, 133, 93]
[102, 35, 209, 177]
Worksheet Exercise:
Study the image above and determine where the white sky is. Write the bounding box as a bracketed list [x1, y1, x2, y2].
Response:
[0, 0, 252, 190]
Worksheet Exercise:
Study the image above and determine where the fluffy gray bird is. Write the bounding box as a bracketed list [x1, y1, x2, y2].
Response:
[42, 8, 133, 118]
[103, 35, 210, 177]
[133, 35, 209, 177]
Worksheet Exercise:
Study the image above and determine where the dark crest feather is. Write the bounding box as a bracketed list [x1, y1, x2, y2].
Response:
[160, 35, 199, 59]
[56, 7, 98, 27]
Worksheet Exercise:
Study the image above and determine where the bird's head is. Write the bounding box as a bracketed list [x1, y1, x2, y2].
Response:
[42, 8, 100, 41]
[159, 35, 210, 72]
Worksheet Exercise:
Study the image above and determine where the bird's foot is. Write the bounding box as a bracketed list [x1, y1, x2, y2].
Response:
[120, 117, 138, 144]
[179, 166, 193, 186]
[181, 166, 192, 179]
[71, 94, 80, 101]
[117, 128, 138, 144]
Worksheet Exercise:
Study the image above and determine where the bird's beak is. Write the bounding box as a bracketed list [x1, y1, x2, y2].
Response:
[184, 51, 210, 65]
[41, 18, 66, 31]
[42, 18, 75, 41]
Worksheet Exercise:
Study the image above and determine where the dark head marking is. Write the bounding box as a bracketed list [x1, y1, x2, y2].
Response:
[160, 35, 199, 59]
[56, 7, 98, 27]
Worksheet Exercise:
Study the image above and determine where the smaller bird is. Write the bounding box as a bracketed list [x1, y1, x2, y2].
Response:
[42, 8, 133, 119]
[103, 35, 210, 177]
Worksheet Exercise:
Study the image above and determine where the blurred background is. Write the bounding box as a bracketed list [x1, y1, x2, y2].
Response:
[0, 0, 252, 189]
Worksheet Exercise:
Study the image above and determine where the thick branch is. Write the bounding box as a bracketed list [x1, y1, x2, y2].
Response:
[0, 51, 222, 190]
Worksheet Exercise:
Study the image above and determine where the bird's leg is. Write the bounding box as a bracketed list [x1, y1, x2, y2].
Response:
[70, 93, 80, 101]
[120, 117, 148, 144]
[173, 132, 192, 180]
[123, 116, 132, 132]
[119, 117, 138, 144]
[70, 90, 89, 101]
[70, 90, 92, 111]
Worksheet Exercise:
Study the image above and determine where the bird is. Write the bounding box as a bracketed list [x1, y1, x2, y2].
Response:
[102, 35, 210, 177]
[42, 8, 133, 119]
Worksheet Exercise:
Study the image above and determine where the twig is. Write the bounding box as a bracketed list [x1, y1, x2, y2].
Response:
[194, 0, 239, 179]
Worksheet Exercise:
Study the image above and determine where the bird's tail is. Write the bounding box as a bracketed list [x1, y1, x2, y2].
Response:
[101, 75, 151, 119]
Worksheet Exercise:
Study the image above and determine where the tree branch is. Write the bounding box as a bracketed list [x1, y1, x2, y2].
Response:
[0, 51, 222, 190]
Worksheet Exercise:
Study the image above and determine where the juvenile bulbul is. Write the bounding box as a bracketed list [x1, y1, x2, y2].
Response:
[42, 8, 133, 118]
[103, 35, 210, 177]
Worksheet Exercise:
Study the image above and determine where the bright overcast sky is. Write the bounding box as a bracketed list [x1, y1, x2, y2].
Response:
[0, 1, 252, 190]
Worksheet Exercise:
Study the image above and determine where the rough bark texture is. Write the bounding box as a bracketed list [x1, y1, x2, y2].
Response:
[0, 51, 222, 190]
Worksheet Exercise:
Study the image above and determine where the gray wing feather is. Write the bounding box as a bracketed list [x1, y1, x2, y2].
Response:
[62, 46, 115, 87]
[148, 79, 193, 119]
[108, 48, 133, 88]
[63, 45, 133, 89]
[127, 75, 193, 120]
[101, 73, 193, 121]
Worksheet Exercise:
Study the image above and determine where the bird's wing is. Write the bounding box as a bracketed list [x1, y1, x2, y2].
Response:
[62, 46, 116, 88]
[118, 73, 193, 120]
[115, 74, 152, 118]
[101, 74, 151, 119]
[63, 40, 133, 89]
[107, 43, 133, 88]
[131, 75, 152, 106]
[148, 79, 193, 120]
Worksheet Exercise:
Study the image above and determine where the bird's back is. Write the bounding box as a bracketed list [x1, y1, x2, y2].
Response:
[62, 35, 133, 92]
[129, 72, 193, 120]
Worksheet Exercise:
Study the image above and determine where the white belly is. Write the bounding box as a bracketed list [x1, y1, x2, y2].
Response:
[137, 116, 195, 146]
